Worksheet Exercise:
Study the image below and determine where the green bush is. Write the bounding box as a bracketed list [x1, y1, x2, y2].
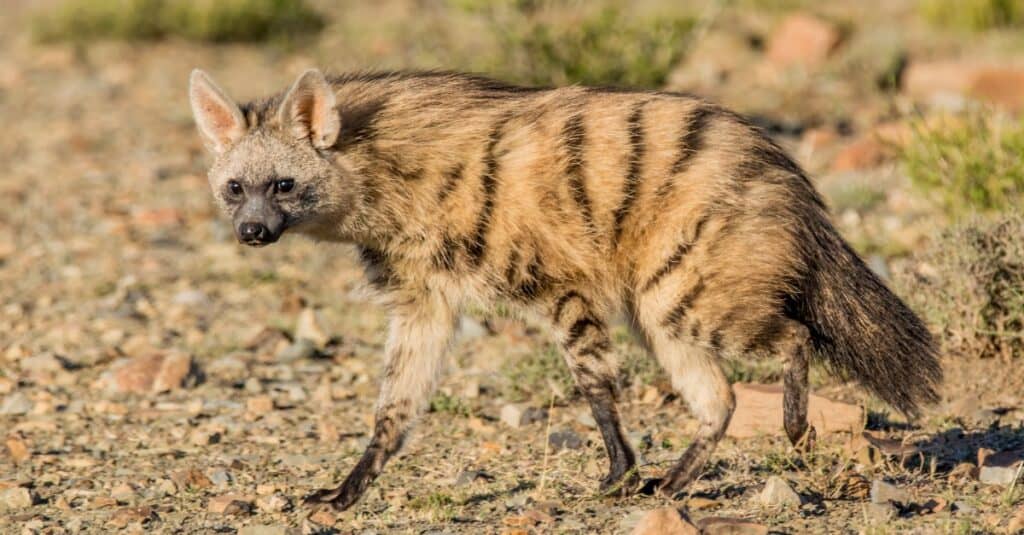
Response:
[462, 3, 695, 87]
[919, 0, 1024, 31]
[896, 214, 1024, 360]
[32, 0, 324, 44]
[900, 113, 1024, 217]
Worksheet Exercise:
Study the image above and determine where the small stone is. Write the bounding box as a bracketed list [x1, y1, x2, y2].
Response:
[0, 487, 33, 510]
[171, 469, 212, 490]
[759, 476, 801, 508]
[155, 478, 177, 496]
[172, 289, 209, 307]
[308, 508, 336, 526]
[865, 502, 897, 522]
[110, 483, 136, 503]
[455, 469, 494, 486]
[500, 404, 525, 428]
[108, 506, 157, 528]
[870, 479, 912, 505]
[239, 525, 288, 535]
[687, 497, 719, 510]
[952, 501, 975, 514]
[207, 494, 253, 515]
[255, 492, 291, 513]
[576, 412, 598, 429]
[247, 395, 275, 415]
[979, 451, 1024, 486]
[630, 507, 699, 535]
[295, 308, 329, 349]
[208, 470, 232, 487]
[0, 392, 33, 415]
[5, 435, 30, 463]
[98, 352, 197, 394]
[207, 353, 248, 382]
[189, 428, 222, 446]
[548, 429, 584, 451]
[276, 339, 318, 362]
[697, 517, 769, 535]
[461, 378, 481, 399]
[766, 13, 840, 68]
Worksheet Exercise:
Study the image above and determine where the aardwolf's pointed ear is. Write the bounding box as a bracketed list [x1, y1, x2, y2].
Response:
[189, 69, 246, 154]
[278, 69, 340, 150]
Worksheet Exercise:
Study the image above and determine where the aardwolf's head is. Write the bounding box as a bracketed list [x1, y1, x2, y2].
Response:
[189, 69, 346, 246]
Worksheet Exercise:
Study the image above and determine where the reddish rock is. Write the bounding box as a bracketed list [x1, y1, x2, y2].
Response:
[208, 494, 253, 515]
[630, 508, 699, 535]
[766, 13, 841, 68]
[726, 383, 862, 439]
[98, 352, 196, 394]
[132, 207, 184, 228]
[831, 137, 888, 172]
[904, 61, 1024, 112]
[5, 435, 30, 463]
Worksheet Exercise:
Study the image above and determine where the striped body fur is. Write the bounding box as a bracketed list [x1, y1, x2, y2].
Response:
[189, 69, 942, 511]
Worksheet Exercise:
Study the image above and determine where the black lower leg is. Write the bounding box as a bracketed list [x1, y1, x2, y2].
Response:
[587, 390, 638, 495]
[783, 336, 814, 450]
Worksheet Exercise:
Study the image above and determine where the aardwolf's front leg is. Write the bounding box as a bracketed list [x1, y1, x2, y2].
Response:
[305, 297, 455, 512]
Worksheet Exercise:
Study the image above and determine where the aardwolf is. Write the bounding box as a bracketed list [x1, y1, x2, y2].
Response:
[189, 68, 941, 511]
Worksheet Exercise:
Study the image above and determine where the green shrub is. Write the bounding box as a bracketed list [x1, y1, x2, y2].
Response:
[462, 3, 695, 87]
[32, 0, 324, 44]
[896, 214, 1024, 360]
[900, 113, 1024, 217]
[919, 0, 1024, 31]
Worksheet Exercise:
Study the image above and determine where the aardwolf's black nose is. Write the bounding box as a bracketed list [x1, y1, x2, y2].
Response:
[238, 221, 268, 243]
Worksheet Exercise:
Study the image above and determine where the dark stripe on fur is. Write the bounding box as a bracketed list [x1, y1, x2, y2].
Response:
[612, 102, 647, 243]
[465, 114, 510, 266]
[671, 106, 714, 175]
[641, 217, 707, 292]
[662, 277, 706, 333]
[438, 162, 464, 202]
[553, 291, 586, 324]
[566, 317, 600, 349]
[562, 113, 594, 231]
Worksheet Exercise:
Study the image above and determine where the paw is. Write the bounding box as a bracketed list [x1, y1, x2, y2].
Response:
[599, 468, 641, 497]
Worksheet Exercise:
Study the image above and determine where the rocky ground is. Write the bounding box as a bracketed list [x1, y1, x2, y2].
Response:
[2, 1, 1024, 533]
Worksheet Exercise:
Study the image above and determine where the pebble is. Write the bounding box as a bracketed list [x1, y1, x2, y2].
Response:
[952, 501, 976, 514]
[255, 492, 292, 513]
[207, 494, 253, 515]
[629, 507, 698, 535]
[110, 483, 136, 503]
[455, 469, 495, 486]
[759, 476, 801, 508]
[295, 308, 329, 349]
[239, 525, 288, 535]
[277, 339, 318, 362]
[870, 479, 912, 505]
[172, 289, 209, 307]
[208, 470, 232, 487]
[0, 392, 33, 415]
[247, 395, 275, 415]
[548, 429, 584, 451]
[0, 487, 33, 510]
[865, 502, 897, 522]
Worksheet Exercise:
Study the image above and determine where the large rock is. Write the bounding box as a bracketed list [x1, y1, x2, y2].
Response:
[97, 352, 197, 394]
[766, 13, 841, 68]
[870, 479, 912, 505]
[979, 450, 1024, 486]
[904, 61, 1024, 112]
[726, 383, 862, 439]
[759, 476, 801, 508]
[629, 507, 699, 535]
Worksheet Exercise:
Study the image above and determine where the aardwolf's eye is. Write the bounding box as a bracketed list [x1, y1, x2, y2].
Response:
[275, 178, 295, 194]
[227, 180, 243, 196]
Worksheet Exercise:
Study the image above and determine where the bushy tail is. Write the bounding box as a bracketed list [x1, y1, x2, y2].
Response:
[796, 223, 942, 417]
